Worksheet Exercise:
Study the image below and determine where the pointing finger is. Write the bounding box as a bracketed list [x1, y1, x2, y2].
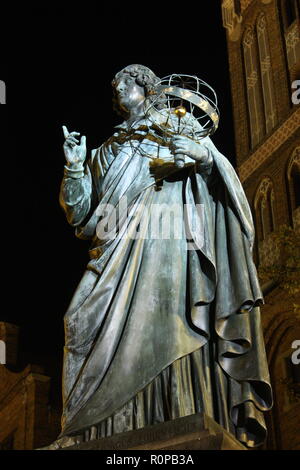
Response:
[62, 125, 69, 138]
[80, 135, 86, 147]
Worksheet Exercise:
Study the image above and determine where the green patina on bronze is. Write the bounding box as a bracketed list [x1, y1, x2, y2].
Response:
[57, 64, 273, 449]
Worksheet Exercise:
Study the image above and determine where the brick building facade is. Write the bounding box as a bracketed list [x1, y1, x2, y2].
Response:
[222, 0, 300, 450]
[0, 323, 60, 450]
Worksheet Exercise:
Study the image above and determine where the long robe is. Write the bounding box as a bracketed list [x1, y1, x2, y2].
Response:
[59, 117, 273, 447]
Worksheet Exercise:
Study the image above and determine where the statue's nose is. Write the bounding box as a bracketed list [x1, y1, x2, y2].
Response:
[116, 83, 124, 92]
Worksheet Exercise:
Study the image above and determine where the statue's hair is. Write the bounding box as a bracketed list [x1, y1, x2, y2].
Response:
[112, 64, 166, 119]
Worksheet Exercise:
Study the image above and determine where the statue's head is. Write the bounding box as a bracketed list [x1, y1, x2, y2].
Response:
[112, 64, 165, 119]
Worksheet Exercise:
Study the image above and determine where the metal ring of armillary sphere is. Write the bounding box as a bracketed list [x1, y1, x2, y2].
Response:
[145, 74, 220, 142]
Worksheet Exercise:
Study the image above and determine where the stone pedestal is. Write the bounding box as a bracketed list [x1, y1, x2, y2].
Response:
[60, 413, 247, 451]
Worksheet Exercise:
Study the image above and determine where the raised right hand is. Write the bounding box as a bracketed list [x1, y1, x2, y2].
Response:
[62, 125, 87, 167]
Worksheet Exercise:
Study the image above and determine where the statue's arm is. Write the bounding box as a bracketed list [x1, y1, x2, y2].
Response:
[170, 135, 214, 182]
[59, 125, 93, 227]
[59, 165, 93, 227]
[195, 146, 214, 182]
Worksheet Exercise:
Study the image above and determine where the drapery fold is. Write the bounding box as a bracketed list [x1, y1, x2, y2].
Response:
[59, 119, 272, 447]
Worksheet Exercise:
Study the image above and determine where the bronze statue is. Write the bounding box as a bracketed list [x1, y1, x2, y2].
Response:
[57, 64, 272, 449]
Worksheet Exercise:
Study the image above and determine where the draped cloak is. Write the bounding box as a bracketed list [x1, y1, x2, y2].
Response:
[59, 117, 273, 447]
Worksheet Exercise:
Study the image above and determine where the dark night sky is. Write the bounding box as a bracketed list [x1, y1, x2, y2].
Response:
[1, 5, 236, 379]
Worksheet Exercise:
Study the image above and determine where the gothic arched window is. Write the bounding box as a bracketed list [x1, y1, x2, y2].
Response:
[287, 148, 300, 220]
[243, 27, 265, 148]
[281, 0, 299, 29]
[234, 0, 241, 16]
[257, 13, 277, 133]
[254, 177, 276, 242]
[279, 0, 300, 85]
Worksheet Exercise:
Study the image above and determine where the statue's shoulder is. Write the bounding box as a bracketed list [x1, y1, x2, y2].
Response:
[89, 138, 116, 176]
[91, 148, 98, 160]
[91, 138, 112, 159]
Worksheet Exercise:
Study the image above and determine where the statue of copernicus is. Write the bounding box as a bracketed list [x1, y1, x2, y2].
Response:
[57, 64, 272, 448]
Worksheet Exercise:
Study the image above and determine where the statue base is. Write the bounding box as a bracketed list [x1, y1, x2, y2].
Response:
[58, 413, 246, 451]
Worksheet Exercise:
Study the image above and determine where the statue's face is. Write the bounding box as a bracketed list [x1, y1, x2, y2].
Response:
[114, 74, 145, 113]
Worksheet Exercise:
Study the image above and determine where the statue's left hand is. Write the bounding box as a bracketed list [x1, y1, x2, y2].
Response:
[170, 136, 212, 165]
